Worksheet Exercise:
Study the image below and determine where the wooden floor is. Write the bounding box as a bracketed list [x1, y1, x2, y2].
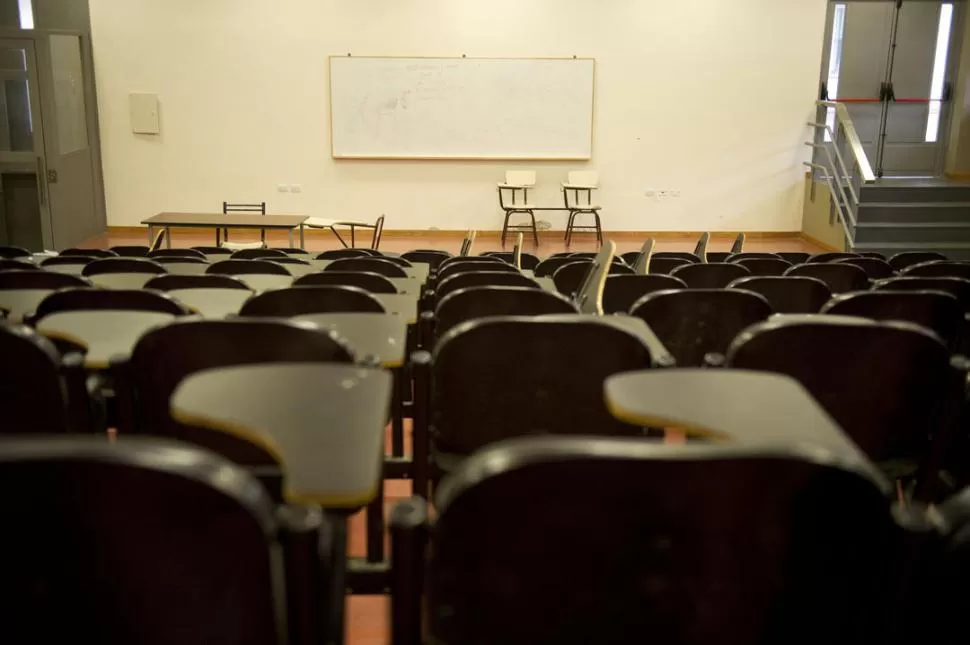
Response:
[83, 227, 824, 645]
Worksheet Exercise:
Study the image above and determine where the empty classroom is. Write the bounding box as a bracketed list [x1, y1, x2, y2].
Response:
[1, 1, 970, 644]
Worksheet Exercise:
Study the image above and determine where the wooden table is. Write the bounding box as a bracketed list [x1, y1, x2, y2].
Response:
[168, 288, 253, 318]
[294, 313, 407, 368]
[0, 288, 54, 323]
[170, 363, 392, 508]
[37, 310, 177, 368]
[604, 369, 887, 488]
[142, 212, 310, 249]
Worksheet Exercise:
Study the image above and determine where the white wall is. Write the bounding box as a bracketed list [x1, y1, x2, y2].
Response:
[88, 0, 828, 231]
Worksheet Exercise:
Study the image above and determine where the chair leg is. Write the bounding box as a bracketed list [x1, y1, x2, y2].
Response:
[565, 211, 576, 247]
[500, 211, 511, 247]
[529, 210, 539, 247]
[564, 211, 573, 241]
[595, 212, 603, 246]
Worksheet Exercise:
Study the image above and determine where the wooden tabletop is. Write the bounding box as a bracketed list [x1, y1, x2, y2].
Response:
[37, 310, 177, 368]
[604, 369, 885, 486]
[144, 212, 309, 228]
[0, 288, 53, 323]
[294, 313, 408, 368]
[168, 288, 253, 318]
[171, 363, 392, 508]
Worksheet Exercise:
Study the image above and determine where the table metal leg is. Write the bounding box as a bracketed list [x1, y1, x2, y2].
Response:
[350, 225, 356, 248]
[299, 224, 305, 249]
[332, 228, 349, 248]
[216, 227, 221, 246]
[288, 228, 294, 248]
[165, 227, 172, 249]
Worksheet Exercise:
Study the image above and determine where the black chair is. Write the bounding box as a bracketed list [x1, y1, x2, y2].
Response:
[648, 257, 694, 275]
[40, 256, 93, 271]
[316, 249, 373, 260]
[81, 257, 167, 277]
[0, 244, 30, 259]
[238, 286, 385, 317]
[436, 271, 538, 303]
[294, 271, 397, 294]
[809, 252, 860, 263]
[380, 256, 414, 268]
[785, 263, 869, 293]
[60, 248, 118, 259]
[426, 316, 656, 469]
[207, 259, 291, 276]
[652, 251, 701, 263]
[228, 248, 286, 260]
[858, 252, 888, 260]
[671, 262, 750, 289]
[145, 274, 252, 292]
[553, 261, 633, 297]
[0, 258, 39, 271]
[0, 436, 332, 645]
[324, 257, 408, 278]
[728, 276, 832, 314]
[902, 261, 970, 280]
[726, 252, 783, 262]
[433, 287, 578, 339]
[0, 270, 88, 290]
[889, 251, 947, 271]
[109, 245, 150, 257]
[734, 257, 792, 277]
[148, 249, 208, 261]
[436, 260, 518, 285]
[602, 274, 686, 314]
[272, 247, 311, 256]
[270, 257, 313, 272]
[836, 256, 896, 280]
[705, 252, 731, 263]
[822, 290, 965, 352]
[390, 437, 899, 645]
[153, 257, 210, 275]
[438, 256, 506, 271]
[401, 250, 452, 270]
[533, 256, 582, 278]
[482, 251, 540, 271]
[779, 252, 811, 264]
[31, 288, 189, 324]
[873, 276, 970, 311]
[566, 252, 628, 265]
[222, 200, 266, 243]
[727, 317, 965, 497]
[0, 322, 91, 433]
[190, 246, 233, 257]
[114, 319, 355, 495]
[631, 289, 772, 366]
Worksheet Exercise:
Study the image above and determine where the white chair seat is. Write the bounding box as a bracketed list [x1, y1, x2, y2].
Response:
[220, 241, 265, 251]
[305, 217, 372, 229]
[501, 204, 537, 211]
[567, 204, 602, 211]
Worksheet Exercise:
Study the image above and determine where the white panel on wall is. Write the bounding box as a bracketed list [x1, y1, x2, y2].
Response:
[129, 92, 159, 134]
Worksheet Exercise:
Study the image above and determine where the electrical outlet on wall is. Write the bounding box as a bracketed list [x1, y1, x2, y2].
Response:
[277, 184, 289, 193]
[290, 184, 303, 193]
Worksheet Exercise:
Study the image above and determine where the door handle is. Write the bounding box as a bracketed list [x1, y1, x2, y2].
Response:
[47, 168, 58, 183]
[36, 157, 45, 205]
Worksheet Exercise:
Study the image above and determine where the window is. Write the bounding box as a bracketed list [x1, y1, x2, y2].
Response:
[17, 0, 34, 30]
[824, 4, 847, 142]
[925, 3, 954, 143]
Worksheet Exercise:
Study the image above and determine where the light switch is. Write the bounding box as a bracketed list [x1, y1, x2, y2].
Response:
[129, 93, 160, 134]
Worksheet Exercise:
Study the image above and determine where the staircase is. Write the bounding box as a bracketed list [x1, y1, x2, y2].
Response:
[850, 179, 970, 261]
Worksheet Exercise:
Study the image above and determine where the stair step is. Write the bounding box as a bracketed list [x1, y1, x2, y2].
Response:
[860, 184, 970, 203]
[852, 220, 970, 245]
[856, 201, 970, 224]
[852, 241, 970, 261]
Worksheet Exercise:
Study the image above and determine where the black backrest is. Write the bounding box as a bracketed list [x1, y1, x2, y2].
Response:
[315, 249, 372, 260]
[785, 263, 870, 293]
[81, 258, 167, 276]
[650, 257, 696, 276]
[734, 257, 793, 277]
[858, 252, 887, 260]
[223, 201, 266, 214]
[0, 244, 30, 259]
[436, 260, 517, 284]
[191, 246, 233, 257]
[238, 286, 385, 317]
[145, 274, 251, 292]
[109, 245, 150, 257]
[779, 252, 811, 264]
[873, 276, 970, 311]
[381, 256, 413, 268]
[230, 248, 287, 260]
[809, 252, 860, 263]
[889, 251, 947, 271]
[150, 248, 208, 260]
[41, 256, 92, 269]
[271, 247, 311, 256]
[903, 261, 970, 279]
[435, 286, 577, 338]
[705, 252, 731, 263]
[34, 288, 188, 322]
[652, 251, 701, 263]
[0, 270, 88, 290]
[836, 256, 896, 280]
[631, 289, 772, 366]
[0, 323, 79, 433]
[602, 274, 687, 314]
[552, 261, 594, 296]
[728, 276, 831, 313]
[534, 256, 580, 278]
[727, 317, 959, 466]
[294, 271, 397, 294]
[0, 437, 286, 645]
[436, 271, 537, 303]
[207, 259, 291, 276]
[727, 252, 783, 262]
[0, 258, 39, 271]
[822, 290, 965, 351]
[122, 320, 354, 464]
[432, 317, 654, 455]
[402, 250, 452, 269]
[439, 256, 506, 271]
[61, 248, 118, 259]
[428, 438, 896, 645]
[671, 262, 751, 289]
[324, 257, 408, 278]
[483, 251, 541, 271]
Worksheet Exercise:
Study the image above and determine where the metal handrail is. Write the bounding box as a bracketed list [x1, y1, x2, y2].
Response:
[803, 162, 854, 243]
[805, 124, 860, 206]
[816, 100, 876, 183]
[804, 141, 858, 227]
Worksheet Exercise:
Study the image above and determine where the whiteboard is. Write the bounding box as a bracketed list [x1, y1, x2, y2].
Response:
[329, 57, 594, 160]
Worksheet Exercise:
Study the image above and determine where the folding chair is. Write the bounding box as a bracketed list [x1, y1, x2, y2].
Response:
[304, 214, 385, 249]
[498, 171, 539, 247]
[734, 257, 793, 277]
[562, 170, 603, 246]
[602, 274, 686, 314]
[889, 251, 947, 272]
[727, 276, 831, 314]
[0, 270, 90, 322]
[671, 262, 750, 289]
[238, 286, 385, 317]
[295, 271, 397, 294]
[785, 262, 869, 293]
[81, 258, 167, 289]
[836, 256, 896, 280]
[221, 201, 267, 250]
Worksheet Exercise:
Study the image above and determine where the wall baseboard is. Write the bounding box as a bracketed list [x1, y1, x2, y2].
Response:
[799, 232, 841, 252]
